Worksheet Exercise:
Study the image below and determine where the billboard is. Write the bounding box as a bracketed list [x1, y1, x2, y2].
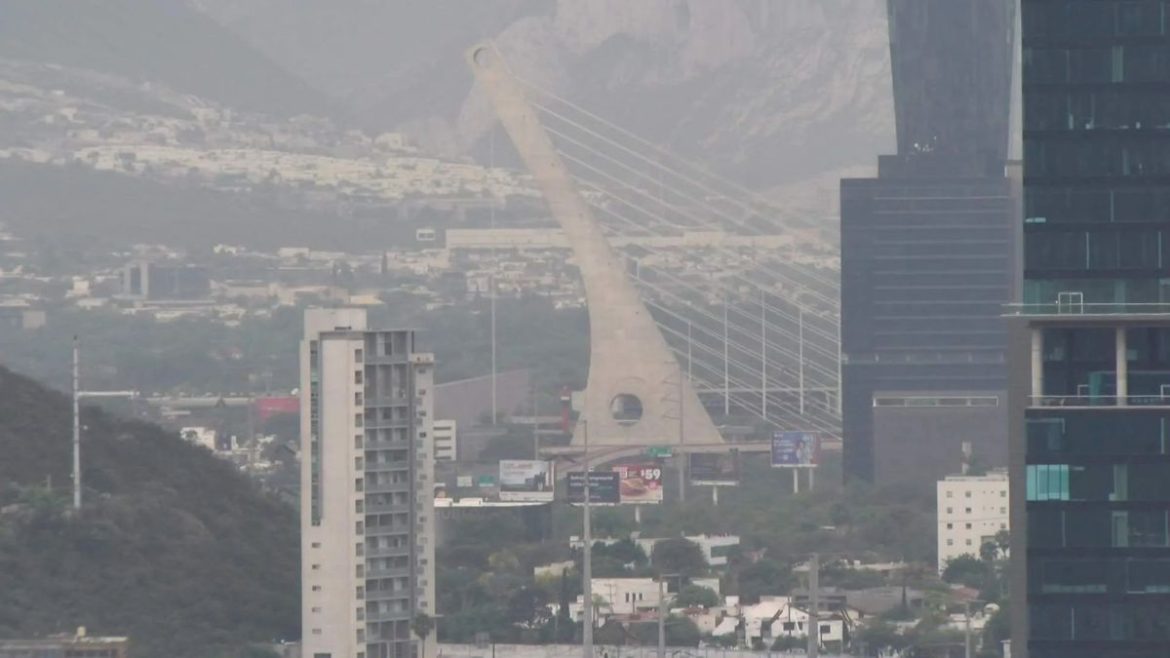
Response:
[771, 431, 820, 468]
[615, 464, 664, 504]
[689, 451, 740, 486]
[254, 396, 299, 422]
[499, 460, 554, 501]
[567, 471, 622, 504]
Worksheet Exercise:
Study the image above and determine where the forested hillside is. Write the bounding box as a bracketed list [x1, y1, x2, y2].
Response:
[0, 365, 298, 658]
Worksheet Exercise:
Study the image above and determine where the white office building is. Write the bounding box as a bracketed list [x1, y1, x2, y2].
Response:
[937, 470, 1009, 572]
[432, 419, 457, 462]
[301, 308, 436, 658]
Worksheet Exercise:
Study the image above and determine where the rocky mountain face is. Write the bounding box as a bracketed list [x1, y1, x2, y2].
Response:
[192, 0, 896, 209]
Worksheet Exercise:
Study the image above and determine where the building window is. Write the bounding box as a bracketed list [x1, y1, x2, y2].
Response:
[356, 521, 364, 534]
[966, 523, 972, 530]
[946, 491, 953, 498]
[356, 586, 365, 599]
[947, 507, 953, 514]
[356, 565, 364, 578]
[311, 629, 322, 636]
[966, 539, 973, 546]
[356, 500, 364, 513]
[355, 392, 363, 406]
[311, 542, 321, 549]
[355, 434, 363, 449]
[356, 543, 364, 557]
[355, 457, 364, 470]
[357, 630, 365, 642]
[947, 523, 954, 530]
[355, 413, 363, 428]
[312, 564, 320, 571]
[947, 539, 954, 546]
[965, 492, 972, 498]
[965, 508, 972, 514]
[355, 478, 364, 492]
[355, 348, 363, 362]
[312, 585, 321, 592]
[311, 607, 321, 613]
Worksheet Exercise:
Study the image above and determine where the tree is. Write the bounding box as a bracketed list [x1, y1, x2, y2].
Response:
[737, 559, 795, 604]
[853, 621, 909, 655]
[411, 612, 435, 649]
[979, 540, 999, 564]
[994, 529, 1011, 559]
[665, 615, 702, 647]
[674, 584, 720, 609]
[628, 616, 702, 647]
[651, 538, 708, 576]
[942, 554, 990, 589]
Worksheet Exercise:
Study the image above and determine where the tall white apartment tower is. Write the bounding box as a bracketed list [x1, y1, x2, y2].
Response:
[302, 308, 436, 658]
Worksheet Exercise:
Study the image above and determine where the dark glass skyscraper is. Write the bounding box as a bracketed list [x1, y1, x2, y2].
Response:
[1011, 3, 1170, 657]
[841, 1, 1017, 487]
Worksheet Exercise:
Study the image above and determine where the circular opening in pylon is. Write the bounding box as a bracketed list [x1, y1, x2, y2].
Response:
[609, 394, 643, 425]
[472, 46, 491, 67]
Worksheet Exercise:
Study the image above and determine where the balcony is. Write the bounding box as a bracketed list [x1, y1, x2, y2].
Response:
[365, 545, 411, 559]
[1007, 301, 1170, 318]
[364, 461, 411, 474]
[1029, 394, 1170, 409]
[364, 481, 412, 494]
[363, 418, 412, 431]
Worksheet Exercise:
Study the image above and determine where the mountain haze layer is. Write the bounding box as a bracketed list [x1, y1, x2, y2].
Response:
[193, 0, 895, 203]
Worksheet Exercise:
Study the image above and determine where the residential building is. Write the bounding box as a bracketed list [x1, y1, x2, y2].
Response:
[1010, 3, 1170, 657]
[840, 1, 1019, 488]
[0, 629, 128, 658]
[301, 308, 435, 658]
[121, 261, 210, 300]
[432, 419, 457, 462]
[710, 597, 848, 650]
[567, 577, 721, 622]
[937, 470, 1010, 572]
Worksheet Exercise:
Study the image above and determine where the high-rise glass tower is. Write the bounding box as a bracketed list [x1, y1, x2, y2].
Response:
[841, 0, 1018, 488]
[301, 308, 436, 658]
[1011, 3, 1170, 657]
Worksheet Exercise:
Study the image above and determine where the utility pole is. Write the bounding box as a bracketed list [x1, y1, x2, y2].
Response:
[657, 576, 666, 658]
[964, 600, 974, 658]
[581, 419, 593, 658]
[72, 336, 81, 512]
[808, 553, 819, 658]
[489, 127, 498, 426]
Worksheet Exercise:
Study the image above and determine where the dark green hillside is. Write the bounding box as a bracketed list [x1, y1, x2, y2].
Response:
[0, 365, 298, 658]
[0, 0, 329, 116]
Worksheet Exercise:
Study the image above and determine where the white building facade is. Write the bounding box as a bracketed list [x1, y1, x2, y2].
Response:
[432, 419, 457, 462]
[937, 470, 1009, 572]
[301, 308, 436, 658]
